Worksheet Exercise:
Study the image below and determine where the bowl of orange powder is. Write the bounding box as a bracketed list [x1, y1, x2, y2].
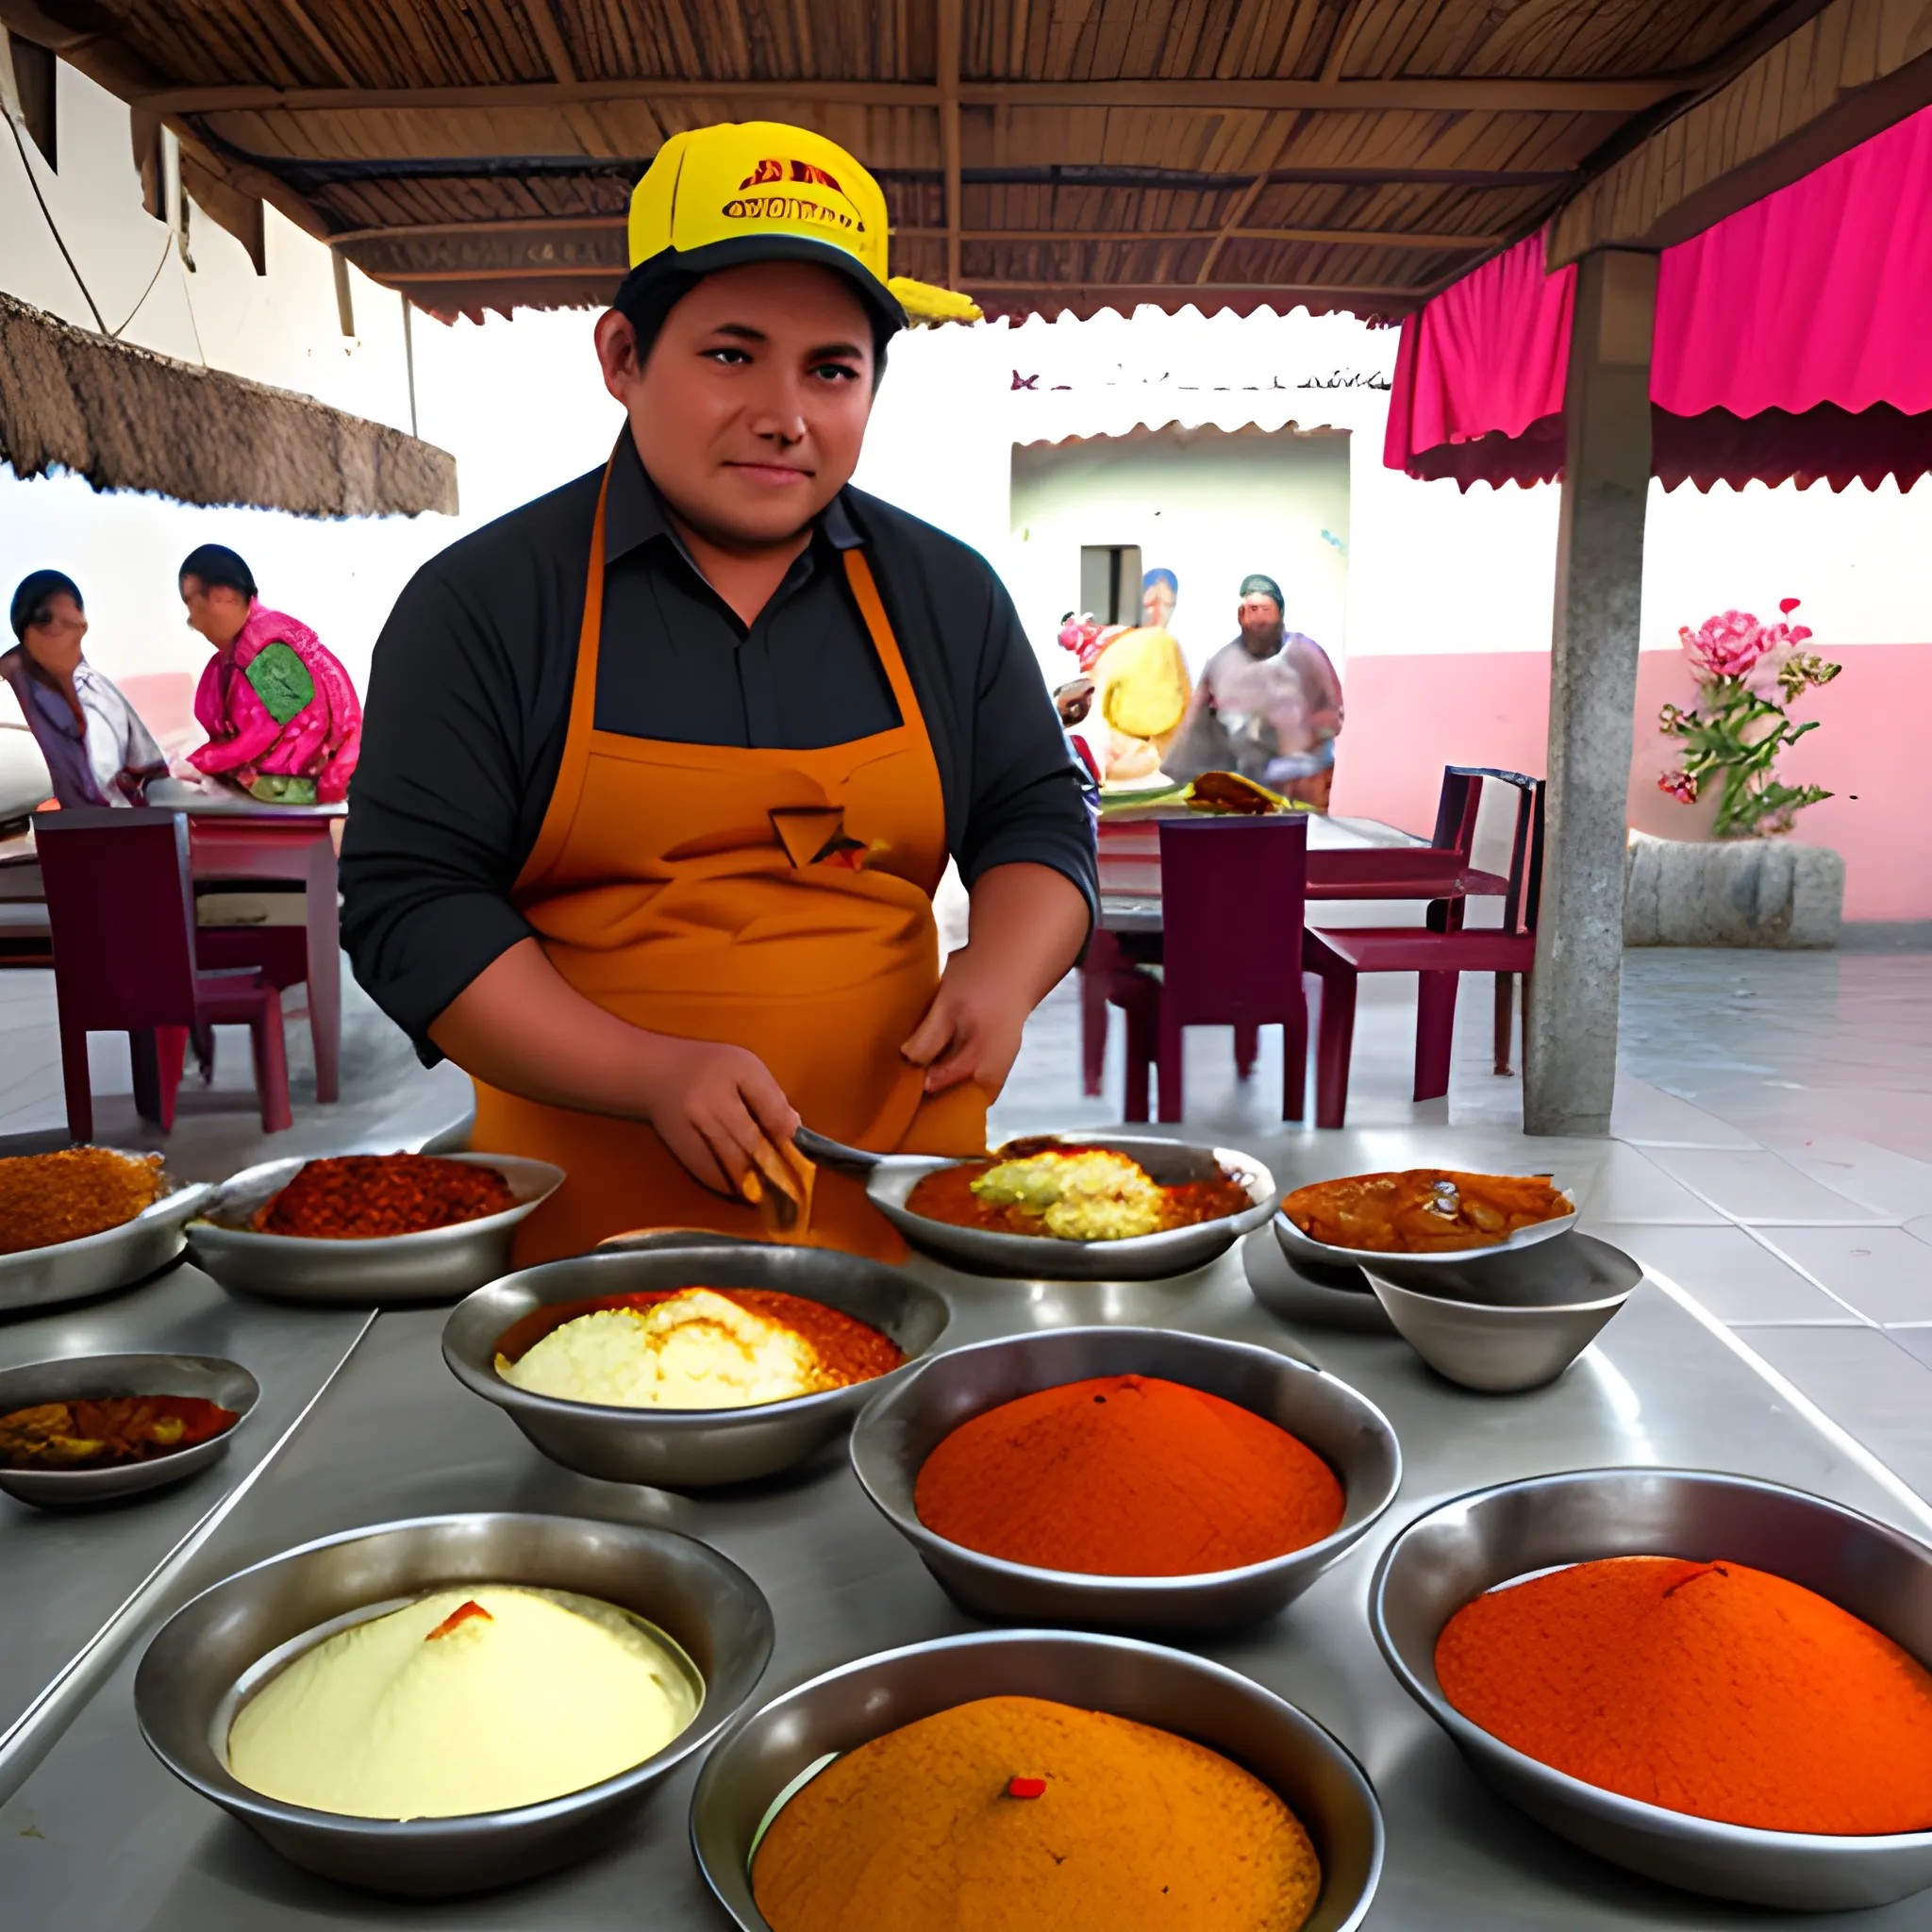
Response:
[1373, 1468, 1932, 1910]
[691, 1627, 1384, 1932]
[444, 1233, 950, 1489]
[188, 1152, 564, 1305]
[849, 1325, 1400, 1630]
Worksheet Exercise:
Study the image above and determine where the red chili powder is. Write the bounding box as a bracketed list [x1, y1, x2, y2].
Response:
[1436, 1556, 1932, 1835]
[913, 1374, 1345, 1575]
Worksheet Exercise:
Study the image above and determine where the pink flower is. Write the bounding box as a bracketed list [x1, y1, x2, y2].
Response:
[1657, 770, 1700, 805]
[1682, 609, 1774, 683]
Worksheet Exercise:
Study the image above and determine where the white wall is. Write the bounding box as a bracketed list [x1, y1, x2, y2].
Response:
[1007, 426, 1351, 679]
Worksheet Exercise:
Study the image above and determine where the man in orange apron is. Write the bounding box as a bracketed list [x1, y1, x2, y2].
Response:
[341, 122, 1097, 1263]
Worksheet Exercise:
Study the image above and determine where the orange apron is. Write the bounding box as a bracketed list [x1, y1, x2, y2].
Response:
[471, 470, 987, 1264]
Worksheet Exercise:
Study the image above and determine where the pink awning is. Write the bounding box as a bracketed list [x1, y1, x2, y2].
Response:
[1384, 105, 1932, 491]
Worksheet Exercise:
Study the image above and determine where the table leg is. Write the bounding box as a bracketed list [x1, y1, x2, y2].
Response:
[307, 844, 341, 1104]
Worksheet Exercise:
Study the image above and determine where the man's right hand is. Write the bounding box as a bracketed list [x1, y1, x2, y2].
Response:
[633, 1035, 802, 1200]
[428, 938, 803, 1204]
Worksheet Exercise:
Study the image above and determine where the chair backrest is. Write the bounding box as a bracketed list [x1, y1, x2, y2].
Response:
[35, 808, 201, 1027]
[1158, 813, 1309, 1024]
[1428, 770, 1544, 936]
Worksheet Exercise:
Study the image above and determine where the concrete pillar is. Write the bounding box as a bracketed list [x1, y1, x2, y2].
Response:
[1524, 248, 1657, 1138]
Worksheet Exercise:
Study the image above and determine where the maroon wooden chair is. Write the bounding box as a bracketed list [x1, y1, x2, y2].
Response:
[1107, 814, 1309, 1123]
[35, 808, 292, 1142]
[1302, 769, 1544, 1128]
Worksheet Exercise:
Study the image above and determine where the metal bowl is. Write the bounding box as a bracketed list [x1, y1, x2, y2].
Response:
[0, 1159, 213, 1315]
[187, 1153, 563, 1305]
[691, 1627, 1383, 1932]
[135, 1510, 774, 1896]
[1360, 1232, 1642, 1392]
[1373, 1468, 1932, 1910]
[0, 1351, 258, 1507]
[1274, 1171, 1576, 1273]
[1251, 1222, 1394, 1332]
[849, 1325, 1401, 1629]
[443, 1237, 952, 1490]
[864, 1132, 1276, 1280]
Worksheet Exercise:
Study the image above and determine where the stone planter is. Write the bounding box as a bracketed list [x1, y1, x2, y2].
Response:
[1624, 830, 1843, 948]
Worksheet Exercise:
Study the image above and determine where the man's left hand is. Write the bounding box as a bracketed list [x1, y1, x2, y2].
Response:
[901, 945, 1029, 1095]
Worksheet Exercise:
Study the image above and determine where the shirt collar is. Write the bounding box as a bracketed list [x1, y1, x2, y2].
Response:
[605, 428, 862, 566]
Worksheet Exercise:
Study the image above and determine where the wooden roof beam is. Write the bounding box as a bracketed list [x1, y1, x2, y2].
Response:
[1549, 0, 1932, 263]
[332, 216, 1502, 254]
[938, 0, 962, 289]
[139, 74, 1692, 115]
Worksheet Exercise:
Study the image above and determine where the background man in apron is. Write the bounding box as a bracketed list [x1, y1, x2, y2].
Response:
[341, 122, 1097, 1262]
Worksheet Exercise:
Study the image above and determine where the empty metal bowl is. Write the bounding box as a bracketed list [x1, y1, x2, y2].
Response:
[1274, 1171, 1576, 1273]
[691, 1627, 1384, 1932]
[1373, 1467, 1932, 1910]
[848, 1324, 1401, 1629]
[0, 1159, 214, 1315]
[0, 1350, 258, 1507]
[443, 1237, 952, 1489]
[136, 1510, 774, 1896]
[856, 1132, 1276, 1280]
[1360, 1232, 1643, 1392]
[187, 1152, 563, 1304]
[1252, 1222, 1394, 1333]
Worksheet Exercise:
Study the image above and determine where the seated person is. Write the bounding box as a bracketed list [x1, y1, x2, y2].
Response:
[2, 571, 167, 809]
[180, 543, 361, 805]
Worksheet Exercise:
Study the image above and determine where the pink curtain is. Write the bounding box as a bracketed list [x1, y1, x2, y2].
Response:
[1385, 104, 1932, 491]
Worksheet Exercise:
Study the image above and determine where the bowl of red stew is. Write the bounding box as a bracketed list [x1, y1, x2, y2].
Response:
[188, 1152, 564, 1305]
[868, 1133, 1276, 1280]
[442, 1233, 952, 1489]
[0, 1350, 257, 1507]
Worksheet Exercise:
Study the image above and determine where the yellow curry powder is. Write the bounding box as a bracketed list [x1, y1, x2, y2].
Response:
[751, 1694, 1323, 1932]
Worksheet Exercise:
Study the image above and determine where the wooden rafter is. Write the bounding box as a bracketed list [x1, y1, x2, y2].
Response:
[139, 74, 1692, 115]
[275, 0, 355, 87]
[522, 0, 576, 82]
[1194, 115, 1303, 284]
[1549, 0, 1932, 262]
[327, 216, 1501, 250]
[1319, 0, 1379, 83]
[938, 0, 963, 290]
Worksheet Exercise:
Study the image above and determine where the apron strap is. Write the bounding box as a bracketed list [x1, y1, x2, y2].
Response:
[517, 459, 612, 892]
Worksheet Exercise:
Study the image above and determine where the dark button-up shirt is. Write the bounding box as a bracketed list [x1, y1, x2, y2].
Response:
[341, 429, 1097, 1056]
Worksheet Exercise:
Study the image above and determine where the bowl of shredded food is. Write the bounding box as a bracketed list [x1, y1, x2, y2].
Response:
[0, 1350, 256, 1506]
[188, 1152, 563, 1305]
[443, 1233, 951, 1488]
[1373, 1468, 1932, 1910]
[691, 1626, 1383, 1932]
[0, 1147, 214, 1314]
[1274, 1168, 1575, 1272]
[842, 1133, 1274, 1280]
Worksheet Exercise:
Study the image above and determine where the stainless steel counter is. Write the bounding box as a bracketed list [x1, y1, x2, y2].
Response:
[0, 1260, 371, 1772]
[2, 1222, 1928, 1927]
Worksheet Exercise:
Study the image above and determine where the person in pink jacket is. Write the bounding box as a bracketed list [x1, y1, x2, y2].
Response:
[180, 543, 361, 805]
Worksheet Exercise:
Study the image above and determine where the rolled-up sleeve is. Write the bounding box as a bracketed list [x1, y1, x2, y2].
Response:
[957, 578, 1099, 932]
[339, 558, 557, 1060]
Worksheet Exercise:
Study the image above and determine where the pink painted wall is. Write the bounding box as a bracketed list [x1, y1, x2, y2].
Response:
[1328, 643, 1932, 922]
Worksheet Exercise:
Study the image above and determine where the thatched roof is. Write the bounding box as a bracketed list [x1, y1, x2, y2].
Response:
[0, 289, 458, 515]
[0, 0, 1867, 323]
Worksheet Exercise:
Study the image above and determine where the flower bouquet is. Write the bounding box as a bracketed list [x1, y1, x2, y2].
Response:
[1657, 599, 1841, 839]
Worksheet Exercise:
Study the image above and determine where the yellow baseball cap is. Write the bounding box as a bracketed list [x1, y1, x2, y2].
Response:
[622, 121, 980, 332]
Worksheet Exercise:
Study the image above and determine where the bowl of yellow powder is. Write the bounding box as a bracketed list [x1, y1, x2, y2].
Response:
[441, 1235, 950, 1489]
[691, 1627, 1384, 1932]
[135, 1510, 774, 1895]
